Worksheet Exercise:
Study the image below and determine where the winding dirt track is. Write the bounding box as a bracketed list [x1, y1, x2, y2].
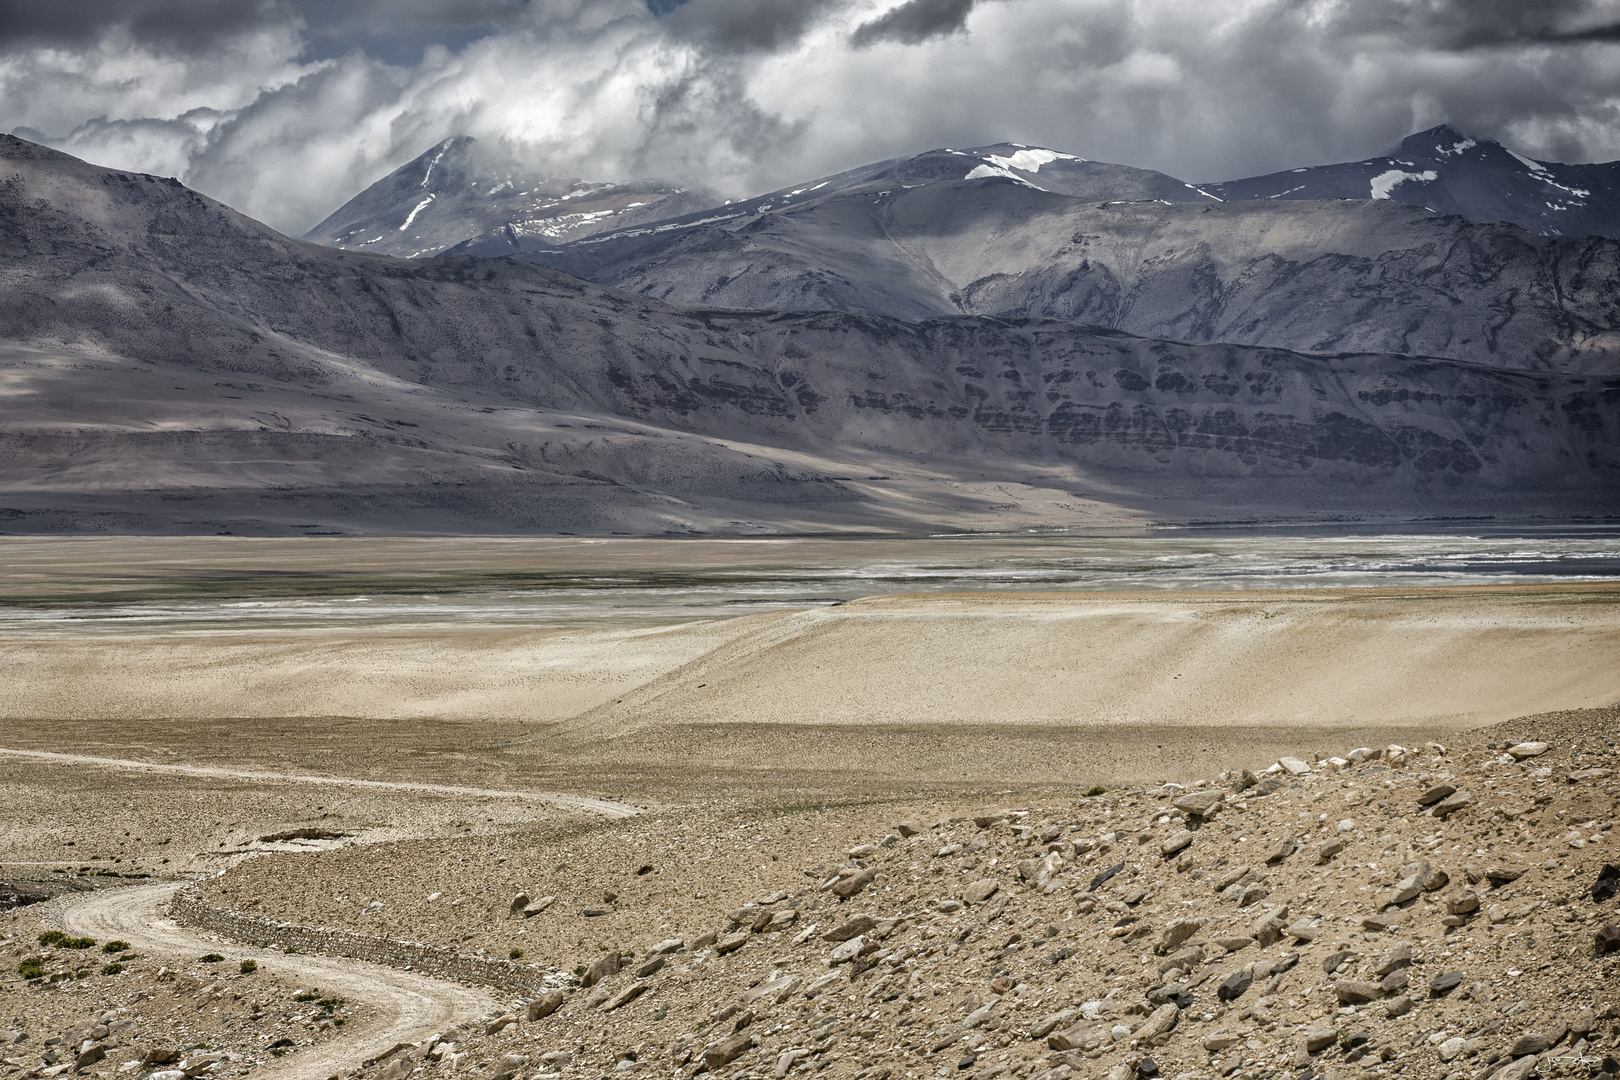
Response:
[45, 883, 499, 1079]
[0, 747, 640, 818]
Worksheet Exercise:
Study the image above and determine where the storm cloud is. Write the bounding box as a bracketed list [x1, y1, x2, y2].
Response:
[5, 0, 1620, 234]
[851, 0, 979, 47]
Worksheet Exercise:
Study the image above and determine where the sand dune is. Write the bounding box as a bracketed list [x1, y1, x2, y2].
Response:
[556, 585, 1620, 739]
[7, 584, 1614, 746]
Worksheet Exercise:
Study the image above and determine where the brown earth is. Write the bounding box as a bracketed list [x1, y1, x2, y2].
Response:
[0, 563, 1616, 1080]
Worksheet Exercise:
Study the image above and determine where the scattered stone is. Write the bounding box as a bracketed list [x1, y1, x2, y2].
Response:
[526, 990, 565, 1020]
[1316, 838, 1345, 863]
[1429, 969, 1464, 996]
[963, 879, 1000, 904]
[1173, 791, 1223, 819]
[1160, 830, 1194, 856]
[1383, 995, 1412, 1018]
[1264, 837, 1299, 865]
[1486, 864, 1527, 884]
[1431, 790, 1474, 819]
[1437, 1036, 1466, 1062]
[1090, 863, 1125, 891]
[1217, 969, 1253, 1001]
[702, 1033, 759, 1070]
[1335, 979, 1382, 1004]
[582, 951, 622, 988]
[1133, 1003, 1179, 1043]
[896, 821, 923, 837]
[1492, 1055, 1539, 1080]
[1378, 877, 1420, 910]
[1417, 783, 1457, 806]
[1303, 1028, 1340, 1053]
[1509, 1023, 1566, 1058]
[825, 915, 877, 941]
[1507, 742, 1549, 760]
[1445, 891, 1480, 915]
[830, 868, 878, 899]
[1278, 758, 1311, 775]
[1154, 918, 1202, 955]
[509, 892, 531, 914]
[603, 982, 650, 1011]
[1374, 943, 1412, 975]
[1594, 865, 1620, 903]
[713, 933, 749, 955]
[1596, 923, 1620, 955]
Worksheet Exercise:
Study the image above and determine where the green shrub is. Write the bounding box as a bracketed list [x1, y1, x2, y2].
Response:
[509, 948, 523, 960]
[37, 931, 96, 949]
[239, 959, 257, 975]
[17, 956, 45, 980]
[102, 941, 130, 954]
[200, 953, 224, 963]
[292, 989, 320, 1002]
[101, 963, 124, 976]
[1083, 786, 1108, 797]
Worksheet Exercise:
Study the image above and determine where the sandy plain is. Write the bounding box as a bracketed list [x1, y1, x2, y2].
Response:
[0, 536, 1616, 825]
[1, 537, 1618, 1074]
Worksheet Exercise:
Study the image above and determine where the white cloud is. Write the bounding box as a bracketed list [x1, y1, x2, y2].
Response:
[5, 0, 1620, 235]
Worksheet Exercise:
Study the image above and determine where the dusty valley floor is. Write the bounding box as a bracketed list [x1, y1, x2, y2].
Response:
[1, 538, 1618, 1080]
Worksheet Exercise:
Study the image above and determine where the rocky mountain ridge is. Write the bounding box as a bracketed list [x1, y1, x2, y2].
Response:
[501, 153, 1620, 375]
[3, 134, 1616, 533]
[302, 137, 714, 259]
[1205, 125, 1620, 241]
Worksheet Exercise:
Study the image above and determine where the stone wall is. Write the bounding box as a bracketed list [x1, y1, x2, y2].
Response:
[169, 889, 554, 996]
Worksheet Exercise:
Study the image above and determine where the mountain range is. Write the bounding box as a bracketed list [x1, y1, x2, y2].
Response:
[0, 130, 1615, 534]
[302, 136, 714, 259]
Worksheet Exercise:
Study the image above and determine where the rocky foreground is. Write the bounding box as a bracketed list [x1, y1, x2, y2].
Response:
[6, 707, 1620, 1080]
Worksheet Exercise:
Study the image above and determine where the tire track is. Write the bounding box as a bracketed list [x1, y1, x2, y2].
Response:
[45, 883, 498, 1080]
[0, 747, 639, 818]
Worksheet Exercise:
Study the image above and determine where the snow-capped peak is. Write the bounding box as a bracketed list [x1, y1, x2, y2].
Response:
[963, 147, 1081, 186]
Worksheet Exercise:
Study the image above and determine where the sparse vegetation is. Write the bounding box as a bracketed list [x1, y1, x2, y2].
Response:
[509, 947, 523, 959]
[17, 956, 45, 979]
[200, 953, 224, 963]
[37, 930, 96, 949]
[239, 959, 257, 974]
[1083, 785, 1108, 797]
[101, 940, 130, 953]
[100, 962, 124, 975]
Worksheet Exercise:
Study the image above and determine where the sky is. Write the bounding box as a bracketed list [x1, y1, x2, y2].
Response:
[4, 0, 1620, 235]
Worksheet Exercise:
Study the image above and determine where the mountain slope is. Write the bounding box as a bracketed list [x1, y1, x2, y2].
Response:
[504, 167, 1620, 374]
[1205, 124, 1620, 240]
[302, 136, 713, 258]
[444, 143, 1214, 266]
[1, 135, 1615, 534]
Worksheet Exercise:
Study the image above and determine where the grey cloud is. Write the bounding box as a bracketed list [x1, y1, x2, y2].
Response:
[0, 0, 293, 51]
[0, 0, 533, 61]
[850, 0, 979, 47]
[660, 0, 850, 53]
[1328, 0, 1620, 49]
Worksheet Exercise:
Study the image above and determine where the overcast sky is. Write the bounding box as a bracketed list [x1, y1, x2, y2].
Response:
[5, 0, 1620, 234]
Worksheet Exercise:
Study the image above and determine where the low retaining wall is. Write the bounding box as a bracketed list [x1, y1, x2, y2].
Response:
[169, 889, 554, 996]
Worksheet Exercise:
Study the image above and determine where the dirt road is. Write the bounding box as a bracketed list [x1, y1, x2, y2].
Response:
[45, 883, 499, 1079]
[0, 747, 640, 818]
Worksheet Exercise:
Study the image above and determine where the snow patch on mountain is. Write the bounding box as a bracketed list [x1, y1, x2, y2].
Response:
[964, 147, 1082, 185]
[1507, 148, 1549, 174]
[1369, 169, 1437, 200]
